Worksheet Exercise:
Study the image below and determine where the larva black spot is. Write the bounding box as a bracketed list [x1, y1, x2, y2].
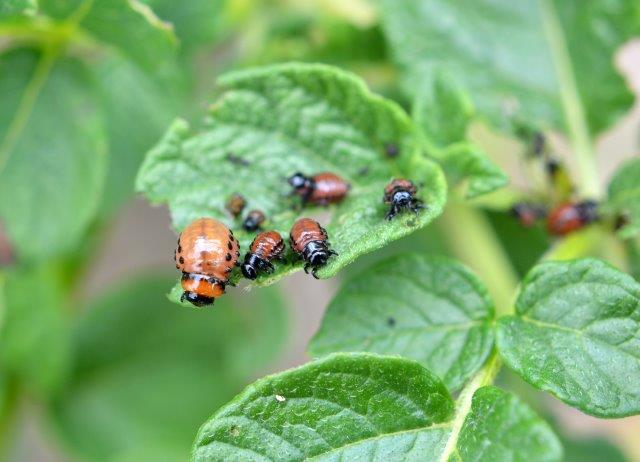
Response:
[226, 253, 232, 261]
[227, 241, 233, 250]
[179, 256, 185, 264]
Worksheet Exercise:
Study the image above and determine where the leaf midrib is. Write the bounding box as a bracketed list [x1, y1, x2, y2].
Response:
[314, 320, 485, 351]
[305, 422, 453, 461]
[518, 315, 640, 362]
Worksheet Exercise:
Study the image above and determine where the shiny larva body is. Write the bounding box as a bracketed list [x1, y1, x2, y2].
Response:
[242, 210, 266, 232]
[289, 218, 336, 278]
[241, 231, 285, 280]
[175, 218, 240, 306]
[383, 178, 424, 220]
[546, 201, 598, 236]
[288, 172, 350, 206]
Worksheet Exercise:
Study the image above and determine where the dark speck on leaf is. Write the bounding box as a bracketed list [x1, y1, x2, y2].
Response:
[532, 132, 545, 156]
[384, 143, 399, 158]
[387, 317, 396, 327]
[226, 152, 250, 167]
[545, 158, 560, 176]
[615, 214, 630, 231]
[1, 221, 16, 266]
[229, 425, 240, 437]
[358, 167, 369, 176]
[406, 219, 417, 227]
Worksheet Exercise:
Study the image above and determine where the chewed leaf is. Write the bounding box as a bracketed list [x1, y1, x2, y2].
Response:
[137, 63, 446, 293]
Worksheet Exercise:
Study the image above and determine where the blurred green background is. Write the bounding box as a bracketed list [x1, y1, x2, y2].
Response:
[0, 0, 639, 460]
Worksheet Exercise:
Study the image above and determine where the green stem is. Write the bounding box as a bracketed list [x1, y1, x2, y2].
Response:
[438, 201, 519, 315]
[439, 351, 501, 461]
[539, 0, 600, 198]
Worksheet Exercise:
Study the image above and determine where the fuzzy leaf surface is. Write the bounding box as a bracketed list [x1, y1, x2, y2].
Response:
[497, 258, 640, 417]
[309, 255, 494, 391]
[455, 386, 562, 462]
[192, 356, 560, 461]
[192, 353, 454, 462]
[137, 63, 446, 291]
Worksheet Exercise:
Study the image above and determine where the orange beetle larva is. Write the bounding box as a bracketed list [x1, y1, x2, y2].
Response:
[175, 218, 240, 307]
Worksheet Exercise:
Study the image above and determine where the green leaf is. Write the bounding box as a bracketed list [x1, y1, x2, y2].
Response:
[412, 73, 507, 199]
[192, 354, 561, 461]
[455, 386, 562, 462]
[0, 264, 71, 398]
[486, 210, 550, 278]
[308, 255, 494, 391]
[140, 0, 229, 53]
[496, 258, 640, 417]
[51, 274, 287, 462]
[432, 143, 508, 199]
[606, 157, 640, 239]
[39, 0, 176, 72]
[92, 53, 178, 214]
[378, 0, 639, 135]
[137, 63, 446, 287]
[562, 436, 627, 462]
[626, 237, 640, 282]
[0, 50, 107, 260]
[0, 0, 34, 18]
[413, 71, 474, 148]
[192, 353, 454, 462]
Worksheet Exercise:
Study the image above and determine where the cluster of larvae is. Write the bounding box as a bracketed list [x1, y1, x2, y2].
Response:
[176, 172, 424, 307]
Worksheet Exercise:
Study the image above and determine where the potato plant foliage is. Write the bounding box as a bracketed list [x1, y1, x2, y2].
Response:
[1, 0, 640, 461]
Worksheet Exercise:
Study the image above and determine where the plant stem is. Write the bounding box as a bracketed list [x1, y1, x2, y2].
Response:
[539, 0, 600, 198]
[438, 201, 519, 315]
[439, 351, 501, 461]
